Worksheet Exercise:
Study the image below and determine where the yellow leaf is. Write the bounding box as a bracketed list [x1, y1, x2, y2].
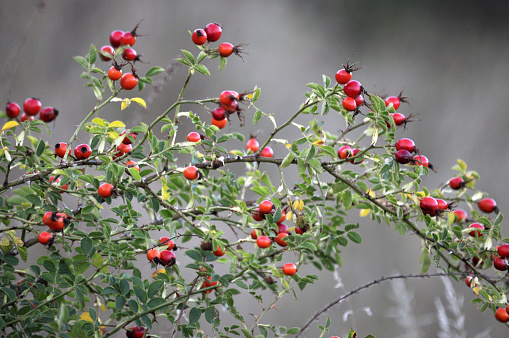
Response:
[1, 121, 18, 132]
[313, 140, 325, 146]
[131, 97, 147, 108]
[120, 99, 130, 111]
[80, 312, 93, 322]
[152, 269, 167, 278]
[108, 131, 119, 139]
[108, 121, 126, 128]
[92, 118, 106, 127]
[245, 94, 253, 100]
[161, 177, 170, 200]
[286, 144, 291, 148]
[360, 209, 371, 217]
[229, 150, 243, 156]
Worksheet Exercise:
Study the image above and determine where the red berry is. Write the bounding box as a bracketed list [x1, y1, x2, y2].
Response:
[390, 113, 406, 126]
[338, 145, 352, 160]
[122, 48, 137, 61]
[449, 177, 464, 190]
[260, 146, 273, 158]
[277, 223, 289, 234]
[120, 31, 136, 46]
[343, 80, 362, 98]
[108, 66, 122, 82]
[109, 30, 124, 48]
[494, 257, 508, 271]
[412, 155, 429, 167]
[282, 263, 297, 276]
[114, 143, 132, 158]
[120, 130, 137, 145]
[218, 43, 234, 57]
[259, 200, 274, 214]
[436, 199, 448, 211]
[211, 117, 227, 129]
[349, 148, 363, 164]
[38, 232, 52, 245]
[126, 160, 140, 172]
[120, 73, 138, 90]
[275, 233, 289, 247]
[465, 275, 474, 287]
[54, 142, 70, 158]
[498, 244, 509, 258]
[276, 209, 286, 224]
[192, 29, 207, 45]
[354, 95, 364, 107]
[495, 308, 509, 322]
[20, 113, 34, 122]
[146, 249, 160, 262]
[468, 223, 484, 237]
[420, 196, 438, 216]
[342, 97, 357, 111]
[187, 132, 201, 143]
[335, 69, 352, 85]
[99, 45, 115, 61]
[395, 138, 415, 153]
[219, 90, 239, 106]
[221, 100, 238, 113]
[212, 106, 227, 120]
[250, 229, 260, 239]
[478, 198, 497, 213]
[23, 98, 41, 116]
[159, 237, 175, 250]
[49, 176, 68, 193]
[213, 245, 226, 257]
[452, 209, 467, 222]
[252, 208, 264, 221]
[184, 166, 199, 180]
[74, 144, 92, 160]
[39, 107, 58, 123]
[385, 96, 401, 110]
[98, 183, 114, 198]
[256, 236, 271, 248]
[5, 102, 20, 118]
[126, 326, 146, 338]
[246, 138, 259, 152]
[205, 23, 222, 42]
[159, 250, 176, 266]
[395, 149, 413, 164]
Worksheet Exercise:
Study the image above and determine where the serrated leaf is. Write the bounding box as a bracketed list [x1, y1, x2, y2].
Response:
[253, 110, 262, 125]
[219, 56, 227, 70]
[194, 64, 210, 76]
[109, 121, 126, 128]
[18, 246, 28, 262]
[181, 49, 195, 64]
[196, 51, 207, 64]
[73, 56, 88, 69]
[177, 58, 192, 67]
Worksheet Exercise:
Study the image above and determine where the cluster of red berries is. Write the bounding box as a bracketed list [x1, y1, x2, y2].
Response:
[5, 98, 58, 123]
[125, 326, 146, 338]
[191, 23, 245, 59]
[146, 237, 177, 268]
[42, 211, 70, 232]
[249, 200, 298, 275]
[100, 23, 143, 90]
[393, 137, 432, 169]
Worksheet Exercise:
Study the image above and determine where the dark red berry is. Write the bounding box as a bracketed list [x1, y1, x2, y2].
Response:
[23, 98, 41, 116]
[212, 107, 227, 120]
[468, 223, 484, 237]
[395, 138, 415, 153]
[99, 45, 115, 61]
[39, 107, 58, 123]
[478, 198, 497, 213]
[343, 80, 362, 98]
[5, 102, 21, 118]
[420, 196, 438, 216]
[395, 149, 412, 164]
[385, 96, 401, 110]
[205, 23, 222, 42]
[493, 257, 508, 271]
[449, 177, 464, 190]
[390, 113, 406, 126]
[498, 244, 509, 258]
[122, 48, 137, 61]
[109, 30, 124, 48]
[120, 31, 136, 46]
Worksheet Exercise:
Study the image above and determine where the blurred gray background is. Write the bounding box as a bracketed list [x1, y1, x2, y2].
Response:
[1, 0, 509, 337]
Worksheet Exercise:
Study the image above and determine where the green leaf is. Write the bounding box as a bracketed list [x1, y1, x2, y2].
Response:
[420, 251, 431, 273]
[205, 306, 216, 323]
[219, 56, 227, 71]
[88, 44, 97, 64]
[80, 237, 93, 256]
[36, 139, 45, 157]
[133, 285, 147, 303]
[177, 58, 192, 67]
[181, 49, 195, 64]
[145, 67, 165, 77]
[253, 110, 262, 125]
[73, 56, 88, 69]
[194, 64, 210, 76]
[119, 279, 130, 296]
[347, 231, 362, 244]
[281, 152, 294, 168]
[148, 280, 164, 298]
[343, 190, 353, 209]
[189, 307, 201, 324]
[18, 246, 28, 262]
[115, 295, 126, 311]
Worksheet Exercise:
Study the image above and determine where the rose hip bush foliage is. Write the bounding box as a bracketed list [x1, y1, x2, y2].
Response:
[0, 21, 507, 337]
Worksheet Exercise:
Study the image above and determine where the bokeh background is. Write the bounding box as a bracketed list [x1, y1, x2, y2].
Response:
[1, 0, 509, 337]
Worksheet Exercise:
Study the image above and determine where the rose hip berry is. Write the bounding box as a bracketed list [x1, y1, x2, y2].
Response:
[99, 45, 115, 61]
[211, 117, 227, 129]
[108, 66, 122, 81]
[184, 166, 199, 180]
[468, 223, 484, 237]
[212, 106, 227, 120]
[205, 23, 222, 42]
[39, 107, 58, 122]
[109, 30, 124, 48]
[335, 69, 352, 85]
[449, 177, 465, 190]
[120, 31, 136, 46]
[126, 326, 146, 338]
[275, 233, 289, 247]
[187, 132, 201, 142]
[256, 236, 271, 248]
[452, 209, 467, 222]
[436, 199, 448, 211]
[122, 48, 138, 62]
[120, 73, 138, 90]
[219, 42, 234, 57]
[420, 196, 438, 216]
[497, 244, 509, 258]
[478, 198, 497, 213]
[38, 232, 52, 245]
[395, 149, 413, 164]
[23, 98, 41, 116]
[282, 263, 297, 276]
[260, 146, 274, 157]
[146, 249, 160, 262]
[20, 113, 33, 122]
[192, 29, 207, 45]
[395, 138, 416, 153]
[246, 137, 259, 152]
[390, 113, 407, 126]
[385, 96, 401, 110]
[120, 130, 137, 145]
[343, 80, 362, 98]
[219, 90, 239, 106]
[354, 95, 364, 107]
[74, 144, 92, 160]
[412, 155, 430, 167]
[495, 308, 509, 322]
[342, 97, 357, 111]
[213, 245, 225, 257]
[159, 250, 176, 266]
[55, 142, 70, 158]
[338, 145, 352, 159]
[493, 257, 508, 271]
[252, 208, 264, 221]
[114, 143, 132, 158]
[98, 183, 114, 198]
[5, 102, 20, 118]
[259, 200, 274, 214]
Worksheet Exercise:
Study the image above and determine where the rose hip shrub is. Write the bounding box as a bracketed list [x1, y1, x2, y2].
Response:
[0, 22, 506, 338]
